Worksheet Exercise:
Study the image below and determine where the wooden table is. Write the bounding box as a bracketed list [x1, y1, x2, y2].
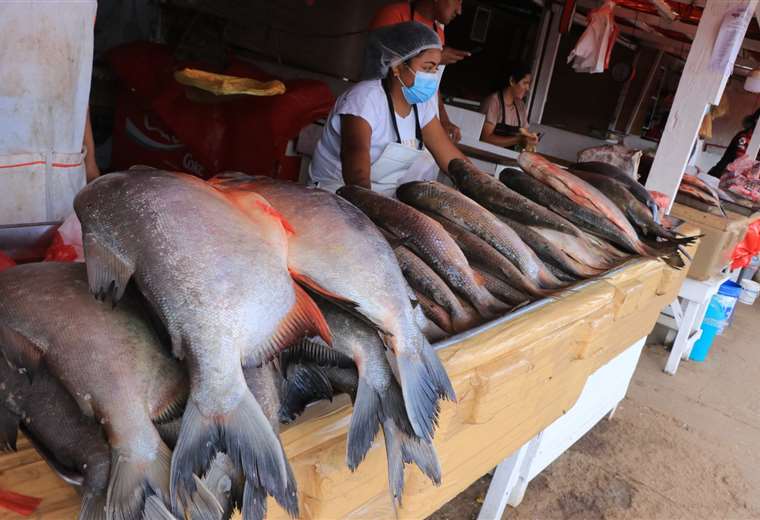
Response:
[0, 254, 689, 519]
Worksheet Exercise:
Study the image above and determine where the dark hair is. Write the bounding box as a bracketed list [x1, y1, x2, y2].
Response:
[503, 62, 532, 89]
[743, 108, 760, 130]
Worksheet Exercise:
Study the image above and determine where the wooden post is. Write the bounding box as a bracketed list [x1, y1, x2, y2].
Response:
[526, 7, 552, 119]
[645, 0, 758, 210]
[529, 4, 562, 125]
[747, 112, 760, 160]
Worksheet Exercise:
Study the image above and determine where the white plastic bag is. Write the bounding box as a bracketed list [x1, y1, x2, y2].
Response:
[567, 1, 619, 74]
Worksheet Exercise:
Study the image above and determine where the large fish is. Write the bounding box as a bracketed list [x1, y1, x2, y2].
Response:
[501, 169, 678, 263]
[335, 185, 505, 320]
[0, 262, 187, 520]
[471, 267, 530, 307]
[680, 174, 726, 215]
[428, 213, 546, 297]
[572, 161, 660, 222]
[396, 181, 563, 289]
[208, 175, 455, 442]
[528, 226, 624, 272]
[497, 215, 604, 279]
[570, 169, 697, 247]
[0, 362, 111, 520]
[75, 170, 320, 516]
[393, 244, 481, 333]
[280, 300, 442, 507]
[446, 159, 581, 236]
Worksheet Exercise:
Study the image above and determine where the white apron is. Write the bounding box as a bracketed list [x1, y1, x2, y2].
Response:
[0, 0, 96, 226]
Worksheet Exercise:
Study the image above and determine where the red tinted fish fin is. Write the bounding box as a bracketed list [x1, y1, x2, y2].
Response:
[0, 489, 41, 516]
[82, 234, 135, 305]
[289, 270, 359, 309]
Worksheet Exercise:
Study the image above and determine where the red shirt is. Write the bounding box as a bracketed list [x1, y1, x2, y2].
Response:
[370, 2, 446, 45]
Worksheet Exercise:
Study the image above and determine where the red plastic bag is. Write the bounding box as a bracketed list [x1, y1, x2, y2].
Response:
[0, 251, 15, 272]
[44, 214, 84, 262]
[731, 220, 760, 270]
[0, 489, 41, 516]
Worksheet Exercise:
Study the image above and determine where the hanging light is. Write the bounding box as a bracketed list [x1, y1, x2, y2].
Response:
[745, 68, 760, 93]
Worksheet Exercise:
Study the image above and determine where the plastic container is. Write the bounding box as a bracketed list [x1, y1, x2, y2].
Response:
[690, 280, 741, 361]
[739, 279, 760, 305]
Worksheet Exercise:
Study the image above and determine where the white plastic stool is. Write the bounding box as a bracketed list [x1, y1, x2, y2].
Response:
[657, 274, 730, 375]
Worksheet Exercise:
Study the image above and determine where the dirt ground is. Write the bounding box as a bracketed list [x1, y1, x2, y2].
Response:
[428, 300, 760, 520]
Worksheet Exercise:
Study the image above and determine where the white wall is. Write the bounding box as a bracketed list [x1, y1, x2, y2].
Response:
[533, 125, 609, 162]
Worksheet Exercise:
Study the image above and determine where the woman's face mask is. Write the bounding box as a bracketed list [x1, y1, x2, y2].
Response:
[399, 64, 440, 105]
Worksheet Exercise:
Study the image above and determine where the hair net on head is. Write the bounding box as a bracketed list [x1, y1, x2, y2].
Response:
[361, 21, 442, 80]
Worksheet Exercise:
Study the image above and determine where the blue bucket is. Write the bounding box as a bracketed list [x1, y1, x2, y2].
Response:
[689, 280, 741, 362]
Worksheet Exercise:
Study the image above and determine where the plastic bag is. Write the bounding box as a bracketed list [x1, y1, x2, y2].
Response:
[567, 0, 619, 73]
[0, 251, 15, 272]
[44, 213, 84, 262]
[731, 220, 760, 270]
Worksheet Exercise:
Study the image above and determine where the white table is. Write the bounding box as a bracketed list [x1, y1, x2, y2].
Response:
[656, 273, 730, 375]
[477, 337, 646, 519]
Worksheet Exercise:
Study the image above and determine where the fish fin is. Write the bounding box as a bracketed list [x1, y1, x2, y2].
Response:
[278, 363, 334, 423]
[185, 474, 224, 520]
[80, 490, 107, 520]
[82, 234, 135, 304]
[248, 282, 332, 367]
[155, 419, 181, 449]
[254, 199, 295, 236]
[282, 338, 353, 369]
[153, 395, 187, 425]
[199, 453, 238, 519]
[0, 325, 43, 381]
[0, 489, 42, 516]
[141, 495, 177, 520]
[394, 340, 456, 441]
[241, 482, 267, 520]
[289, 270, 362, 313]
[0, 407, 19, 452]
[169, 392, 297, 518]
[106, 440, 172, 520]
[346, 379, 382, 471]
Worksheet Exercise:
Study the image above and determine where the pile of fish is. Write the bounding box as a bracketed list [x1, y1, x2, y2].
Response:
[0, 153, 693, 519]
[678, 174, 726, 215]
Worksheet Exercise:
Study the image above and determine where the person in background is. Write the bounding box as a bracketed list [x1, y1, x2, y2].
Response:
[370, 0, 467, 143]
[479, 62, 539, 150]
[707, 108, 760, 178]
[309, 22, 466, 196]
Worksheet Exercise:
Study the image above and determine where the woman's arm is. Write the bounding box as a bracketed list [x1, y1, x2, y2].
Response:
[340, 115, 373, 189]
[480, 121, 525, 149]
[422, 117, 466, 173]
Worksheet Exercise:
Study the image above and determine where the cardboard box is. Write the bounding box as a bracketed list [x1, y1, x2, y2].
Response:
[671, 203, 759, 281]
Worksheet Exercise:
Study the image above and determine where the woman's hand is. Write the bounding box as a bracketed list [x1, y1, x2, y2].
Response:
[441, 46, 470, 65]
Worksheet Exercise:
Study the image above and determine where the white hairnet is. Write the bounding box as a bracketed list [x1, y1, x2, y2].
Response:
[362, 21, 443, 80]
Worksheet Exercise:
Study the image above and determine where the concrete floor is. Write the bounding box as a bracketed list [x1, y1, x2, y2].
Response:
[429, 300, 760, 520]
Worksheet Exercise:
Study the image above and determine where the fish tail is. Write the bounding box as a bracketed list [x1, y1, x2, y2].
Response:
[79, 491, 107, 520]
[241, 459, 298, 520]
[379, 379, 441, 505]
[395, 341, 455, 441]
[140, 495, 177, 519]
[169, 393, 298, 518]
[184, 474, 225, 520]
[106, 441, 172, 520]
[346, 379, 383, 470]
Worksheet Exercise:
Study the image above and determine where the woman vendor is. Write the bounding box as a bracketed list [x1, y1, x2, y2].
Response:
[309, 22, 465, 196]
[478, 62, 539, 150]
[707, 108, 760, 178]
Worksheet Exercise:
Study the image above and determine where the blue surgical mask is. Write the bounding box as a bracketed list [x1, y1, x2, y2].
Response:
[399, 67, 440, 105]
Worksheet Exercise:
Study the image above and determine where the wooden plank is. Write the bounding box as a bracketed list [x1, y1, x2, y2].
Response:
[747, 110, 760, 160]
[529, 3, 562, 125]
[646, 1, 759, 210]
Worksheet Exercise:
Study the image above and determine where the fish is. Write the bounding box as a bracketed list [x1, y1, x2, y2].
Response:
[497, 215, 604, 279]
[396, 181, 563, 289]
[518, 152, 649, 251]
[280, 306, 441, 507]
[680, 174, 726, 215]
[426, 212, 546, 297]
[446, 159, 582, 236]
[0, 362, 111, 520]
[74, 170, 320, 517]
[335, 184, 505, 320]
[501, 168, 681, 265]
[529, 226, 625, 272]
[470, 267, 530, 307]
[570, 169, 698, 247]
[413, 290, 454, 333]
[392, 244, 481, 333]
[572, 161, 660, 223]
[0, 262, 187, 520]
[209, 175, 455, 442]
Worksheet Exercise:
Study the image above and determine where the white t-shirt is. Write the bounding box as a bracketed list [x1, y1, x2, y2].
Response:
[309, 79, 438, 190]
